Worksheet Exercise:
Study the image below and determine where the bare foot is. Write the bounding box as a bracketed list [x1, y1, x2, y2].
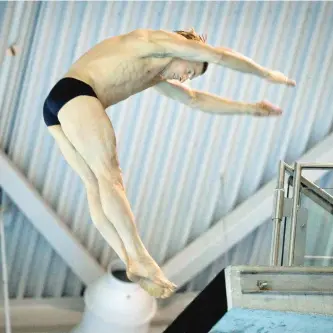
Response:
[254, 100, 282, 117]
[136, 276, 176, 299]
[126, 255, 177, 299]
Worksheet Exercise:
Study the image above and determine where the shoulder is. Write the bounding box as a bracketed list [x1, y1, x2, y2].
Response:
[123, 29, 183, 57]
[117, 29, 172, 57]
[126, 29, 180, 43]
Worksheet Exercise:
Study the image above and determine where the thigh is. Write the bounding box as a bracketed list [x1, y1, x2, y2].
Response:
[57, 95, 120, 176]
[47, 125, 97, 187]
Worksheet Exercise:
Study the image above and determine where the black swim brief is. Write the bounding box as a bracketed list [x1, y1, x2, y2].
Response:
[43, 77, 97, 126]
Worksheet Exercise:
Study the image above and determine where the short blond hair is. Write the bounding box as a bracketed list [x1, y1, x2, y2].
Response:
[174, 28, 208, 75]
[174, 28, 207, 43]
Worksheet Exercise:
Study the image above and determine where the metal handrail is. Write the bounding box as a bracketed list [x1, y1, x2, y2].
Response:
[289, 163, 333, 266]
[284, 164, 333, 211]
[271, 162, 333, 267]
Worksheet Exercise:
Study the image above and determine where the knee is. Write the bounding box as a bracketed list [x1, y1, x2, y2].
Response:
[92, 161, 121, 185]
[91, 151, 122, 181]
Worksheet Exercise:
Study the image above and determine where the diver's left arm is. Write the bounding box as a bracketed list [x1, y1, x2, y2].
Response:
[154, 80, 283, 116]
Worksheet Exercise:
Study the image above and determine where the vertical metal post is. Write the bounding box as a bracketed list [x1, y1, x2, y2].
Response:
[288, 163, 302, 266]
[270, 161, 285, 266]
[0, 206, 12, 333]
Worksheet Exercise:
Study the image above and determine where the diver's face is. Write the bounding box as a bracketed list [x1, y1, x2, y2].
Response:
[165, 59, 204, 83]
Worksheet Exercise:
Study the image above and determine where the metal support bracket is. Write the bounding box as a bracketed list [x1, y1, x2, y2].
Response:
[226, 266, 333, 315]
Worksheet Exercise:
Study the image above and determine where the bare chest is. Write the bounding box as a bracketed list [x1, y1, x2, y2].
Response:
[84, 57, 170, 107]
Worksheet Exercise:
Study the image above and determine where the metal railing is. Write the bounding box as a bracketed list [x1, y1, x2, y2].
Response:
[271, 162, 333, 267]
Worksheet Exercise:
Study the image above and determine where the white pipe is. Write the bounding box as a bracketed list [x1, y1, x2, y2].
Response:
[71, 259, 157, 333]
[0, 206, 12, 333]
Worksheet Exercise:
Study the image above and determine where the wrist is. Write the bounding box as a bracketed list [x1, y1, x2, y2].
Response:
[247, 103, 258, 114]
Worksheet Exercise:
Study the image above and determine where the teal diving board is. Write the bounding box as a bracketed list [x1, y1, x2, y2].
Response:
[210, 308, 333, 333]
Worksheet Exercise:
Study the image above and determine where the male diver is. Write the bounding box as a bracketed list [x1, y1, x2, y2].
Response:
[43, 28, 295, 298]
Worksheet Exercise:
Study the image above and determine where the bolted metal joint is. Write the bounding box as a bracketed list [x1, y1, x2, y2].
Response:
[257, 280, 270, 291]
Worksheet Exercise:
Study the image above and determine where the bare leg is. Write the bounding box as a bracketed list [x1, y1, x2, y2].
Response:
[47, 125, 128, 264]
[57, 96, 175, 298]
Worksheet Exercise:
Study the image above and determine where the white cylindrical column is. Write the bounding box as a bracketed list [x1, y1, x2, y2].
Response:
[71, 259, 157, 333]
